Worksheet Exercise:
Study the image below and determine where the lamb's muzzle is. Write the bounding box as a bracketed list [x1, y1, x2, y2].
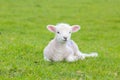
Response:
[63, 37, 67, 41]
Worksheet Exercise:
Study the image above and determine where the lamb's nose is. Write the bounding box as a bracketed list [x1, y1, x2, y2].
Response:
[63, 37, 67, 40]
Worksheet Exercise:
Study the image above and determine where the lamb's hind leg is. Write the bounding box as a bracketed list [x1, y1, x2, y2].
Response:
[77, 51, 98, 60]
[82, 52, 98, 57]
[66, 55, 79, 62]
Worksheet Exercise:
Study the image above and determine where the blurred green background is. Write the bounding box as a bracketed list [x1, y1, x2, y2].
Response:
[0, 0, 120, 80]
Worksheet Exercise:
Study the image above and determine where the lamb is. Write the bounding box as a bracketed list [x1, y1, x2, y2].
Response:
[44, 23, 98, 62]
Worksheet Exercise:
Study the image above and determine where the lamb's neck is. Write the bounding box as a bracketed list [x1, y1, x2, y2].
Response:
[54, 39, 67, 47]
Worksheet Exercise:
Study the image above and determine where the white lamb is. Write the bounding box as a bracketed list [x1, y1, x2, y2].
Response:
[44, 23, 98, 62]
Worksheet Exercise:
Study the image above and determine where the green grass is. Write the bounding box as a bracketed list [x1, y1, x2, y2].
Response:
[0, 0, 120, 80]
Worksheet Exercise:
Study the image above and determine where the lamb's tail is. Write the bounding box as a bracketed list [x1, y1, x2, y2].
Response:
[78, 52, 98, 60]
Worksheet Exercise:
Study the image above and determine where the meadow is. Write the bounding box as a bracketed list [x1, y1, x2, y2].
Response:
[0, 0, 120, 80]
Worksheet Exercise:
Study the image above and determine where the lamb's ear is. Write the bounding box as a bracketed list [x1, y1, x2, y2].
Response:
[47, 25, 56, 32]
[72, 25, 80, 32]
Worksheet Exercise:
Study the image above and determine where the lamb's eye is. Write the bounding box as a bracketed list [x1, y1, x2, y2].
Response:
[69, 32, 71, 34]
[57, 31, 60, 34]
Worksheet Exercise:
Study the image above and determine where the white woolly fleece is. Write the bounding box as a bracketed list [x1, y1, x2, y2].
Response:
[44, 23, 98, 62]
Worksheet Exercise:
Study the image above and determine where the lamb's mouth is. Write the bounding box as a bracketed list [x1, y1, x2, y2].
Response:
[63, 39, 68, 41]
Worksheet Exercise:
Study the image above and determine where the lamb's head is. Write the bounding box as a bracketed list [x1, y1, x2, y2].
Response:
[47, 23, 80, 43]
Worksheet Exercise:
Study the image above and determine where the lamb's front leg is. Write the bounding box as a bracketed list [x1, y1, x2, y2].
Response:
[44, 56, 51, 62]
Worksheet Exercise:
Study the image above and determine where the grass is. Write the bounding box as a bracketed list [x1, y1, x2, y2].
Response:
[0, 0, 120, 80]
